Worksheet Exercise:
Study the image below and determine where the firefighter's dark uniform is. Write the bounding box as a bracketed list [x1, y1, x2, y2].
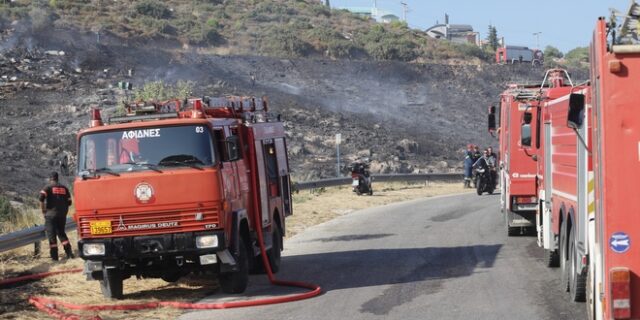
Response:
[39, 182, 73, 260]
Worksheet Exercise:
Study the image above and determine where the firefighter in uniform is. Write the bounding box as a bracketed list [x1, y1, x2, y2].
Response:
[39, 172, 74, 261]
[463, 144, 474, 188]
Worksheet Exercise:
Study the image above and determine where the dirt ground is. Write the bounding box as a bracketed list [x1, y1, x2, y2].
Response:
[0, 182, 469, 320]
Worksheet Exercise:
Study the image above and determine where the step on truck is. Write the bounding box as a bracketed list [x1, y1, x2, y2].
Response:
[73, 96, 292, 299]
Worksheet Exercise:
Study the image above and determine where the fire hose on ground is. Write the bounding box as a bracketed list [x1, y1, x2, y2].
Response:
[0, 214, 322, 320]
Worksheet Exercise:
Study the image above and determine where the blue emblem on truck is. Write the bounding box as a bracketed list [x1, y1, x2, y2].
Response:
[610, 232, 630, 253]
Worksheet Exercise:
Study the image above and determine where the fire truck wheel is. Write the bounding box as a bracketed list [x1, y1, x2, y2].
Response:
[506, 213, 518, 236]
[560, 221, 570, 292]
[545, 249, 559, 268]
[100, 268, 124, 299]
[219, 237, 249, 294]
[267, 226, 282, 274]
[161, 271, 181, 283]
[569, 229, 586, 302]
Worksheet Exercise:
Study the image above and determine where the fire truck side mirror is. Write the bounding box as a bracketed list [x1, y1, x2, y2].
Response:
[488, 114, 496, 131]
[523, 111, 532, 124]
[488, 105, 497, 132]
[225, 136, 240, 161]
[567, 93, 585, 129]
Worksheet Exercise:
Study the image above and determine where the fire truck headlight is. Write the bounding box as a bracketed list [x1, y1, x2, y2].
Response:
[195, 235, 219, 249]
[83, 243, 106, 256]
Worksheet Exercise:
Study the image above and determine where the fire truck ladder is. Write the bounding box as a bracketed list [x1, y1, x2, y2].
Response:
[513, 89, 540, 101]
[616, 0, 640, 45]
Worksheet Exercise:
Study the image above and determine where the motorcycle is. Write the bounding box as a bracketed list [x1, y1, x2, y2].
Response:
[350, 160, 373, 196]
[474, 165, 496, 195]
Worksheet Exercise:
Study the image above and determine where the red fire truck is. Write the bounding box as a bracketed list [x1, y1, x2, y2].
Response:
[529, 4, 640, 318]
[582, 9, 640, 319]
[523, 70, 581, 271]
[489, 83, 544, 236]
[73, 96, 292, 299]
[529, 76, 590, 304]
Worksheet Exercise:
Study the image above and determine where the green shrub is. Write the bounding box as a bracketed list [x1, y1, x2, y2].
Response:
[133, 80, 195, 101]
[309, 3, 330, 17]
[206, 18, 218, 29]
[356, 25, 417, 61]
[0, 195, 13, 224]
[389, 20, 408, 30]
[135, 0, 171, 19]
[260, 25, 312, 57]
[306, 26, 357, 58]
[452, 43, 490, 61]
[29, 6, 53, 31]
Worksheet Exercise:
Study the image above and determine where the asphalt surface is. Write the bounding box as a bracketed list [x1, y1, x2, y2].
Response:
[180, 192, 587, 320]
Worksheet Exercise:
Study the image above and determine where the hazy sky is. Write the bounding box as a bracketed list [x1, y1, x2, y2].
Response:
[330, 0, 631, 52]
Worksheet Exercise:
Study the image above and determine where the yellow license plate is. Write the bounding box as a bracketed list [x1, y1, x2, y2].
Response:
[90, 220, 113, 235]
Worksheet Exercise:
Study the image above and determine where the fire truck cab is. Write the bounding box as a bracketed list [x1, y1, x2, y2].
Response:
[74, 96, 292, 299]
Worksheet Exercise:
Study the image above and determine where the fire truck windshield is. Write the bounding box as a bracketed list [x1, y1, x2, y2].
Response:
[78, 125, 216, 175]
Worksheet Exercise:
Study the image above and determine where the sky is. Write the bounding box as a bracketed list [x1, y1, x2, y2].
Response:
[330, 0, 631, 53]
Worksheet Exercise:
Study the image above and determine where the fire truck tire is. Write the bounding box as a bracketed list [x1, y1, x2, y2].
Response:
[545, 249, 559, 268]
[161, 272, 181, 283]
[267, 226, 282, 274]
[569, 229, 586, 302]
[560, 221, 570, 292]
[100, 268, 124, 300]
[506, 212, 518, 236]
[219, 237, 249, 294]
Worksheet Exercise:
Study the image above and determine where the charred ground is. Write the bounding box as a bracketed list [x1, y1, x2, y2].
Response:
[0, 25, 587, 203]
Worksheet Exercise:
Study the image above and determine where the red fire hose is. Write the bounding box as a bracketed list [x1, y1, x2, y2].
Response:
[0, 268, 82, 287]
[3, 224, 321, 319]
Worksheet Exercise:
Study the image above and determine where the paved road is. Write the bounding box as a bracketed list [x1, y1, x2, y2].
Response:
[180, 192, 586, 320]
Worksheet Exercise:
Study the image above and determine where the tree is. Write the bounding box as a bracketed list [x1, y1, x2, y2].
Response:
[544, 45, 563, 59]
[486, 25, 498, 52]
[565, 46, 589, 64]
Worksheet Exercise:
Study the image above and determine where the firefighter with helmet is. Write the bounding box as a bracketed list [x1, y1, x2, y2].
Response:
[39, 171, 74, 261]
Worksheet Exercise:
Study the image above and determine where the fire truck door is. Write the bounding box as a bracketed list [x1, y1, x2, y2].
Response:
[254, 140, 270, 227]
[274, 138, 292, 217]
[219, 128, 240, 203]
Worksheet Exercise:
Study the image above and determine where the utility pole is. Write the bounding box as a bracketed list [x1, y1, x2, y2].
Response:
[335, 133, 342, 177]
[533, 32, 542, 49]
[400, 2, 409, 22]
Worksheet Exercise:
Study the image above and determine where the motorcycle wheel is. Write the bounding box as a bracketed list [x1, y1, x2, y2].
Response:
[476, 182, 483, 195]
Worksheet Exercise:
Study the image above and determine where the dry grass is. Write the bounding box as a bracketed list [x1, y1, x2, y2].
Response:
[0, 182, 467, 319]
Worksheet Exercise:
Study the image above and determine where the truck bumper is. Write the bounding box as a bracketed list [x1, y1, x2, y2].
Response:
[507, 209, 536, 227]
[78, 231, 237, 279]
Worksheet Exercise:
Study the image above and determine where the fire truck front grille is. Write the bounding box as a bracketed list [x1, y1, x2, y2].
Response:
[79, 206, 220, 238]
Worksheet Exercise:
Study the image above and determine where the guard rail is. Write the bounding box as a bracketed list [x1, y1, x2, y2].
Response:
[0, 173, 462, 253]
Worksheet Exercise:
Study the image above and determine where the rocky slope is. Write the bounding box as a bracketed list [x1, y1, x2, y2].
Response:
[0, 25, 587, 203]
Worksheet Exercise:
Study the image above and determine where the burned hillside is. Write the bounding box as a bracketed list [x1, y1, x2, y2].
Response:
[0, 25, 586, 202]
